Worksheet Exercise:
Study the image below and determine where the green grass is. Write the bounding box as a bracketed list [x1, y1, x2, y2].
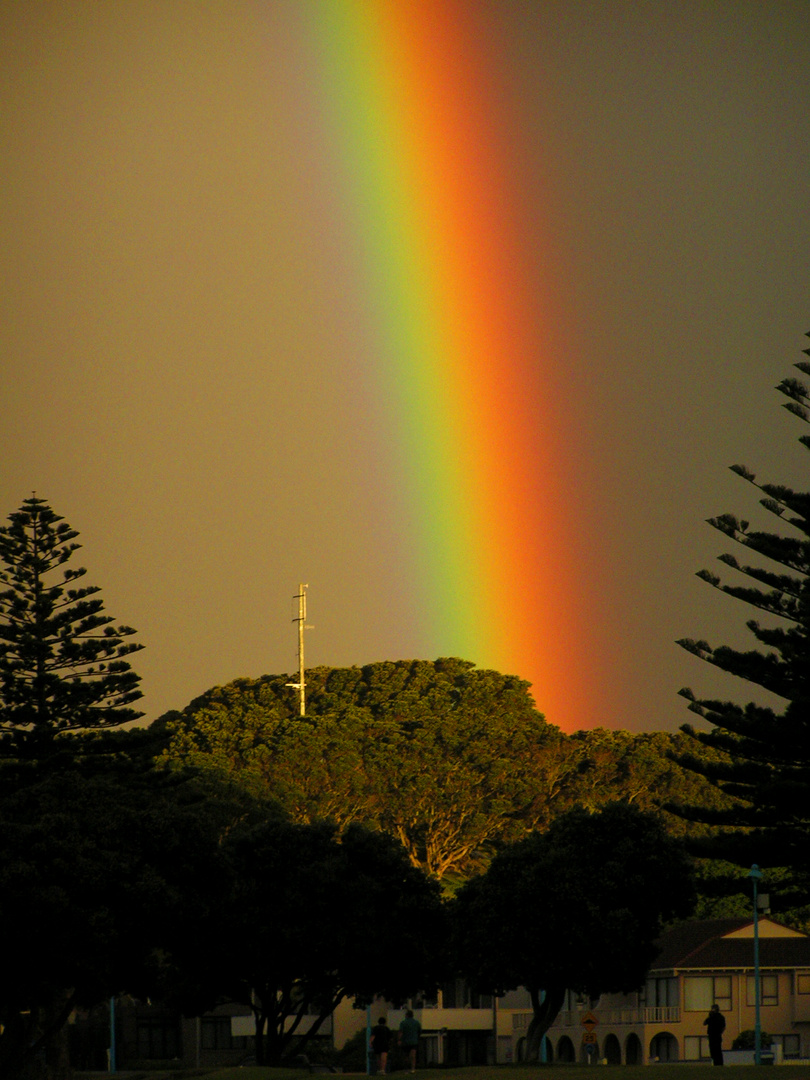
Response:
[78, 1065, 810, 1080]
[148, 1066, 810, 1080]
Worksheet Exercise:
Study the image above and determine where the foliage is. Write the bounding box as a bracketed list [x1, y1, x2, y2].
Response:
[552, 729, 733, 828]
[336, 1029, 369, 1072]
[732, 1030, 772, 1050]
[158, 658, 561, 880]
[0, 736, 238, 1080]
[675, 347, 810, 893]
[0, 497, 143, 756]
[187, 819, 447, 1066]
[452, 802, 696, 1060]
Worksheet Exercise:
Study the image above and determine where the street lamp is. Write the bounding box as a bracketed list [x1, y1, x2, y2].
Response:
[748, 865, 762, 1066]
[366, 1005, 372, 1076]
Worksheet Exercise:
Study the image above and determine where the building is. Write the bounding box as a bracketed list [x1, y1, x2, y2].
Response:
[388, 981, 496, 1067]
[529, 918, 810, 1065]
[71, 918, 810, 1069]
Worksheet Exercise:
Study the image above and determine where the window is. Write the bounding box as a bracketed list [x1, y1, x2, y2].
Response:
[644, 977, 678, 1007]
[714, 977, 731, 1009]
[200, 1017, 252, 1051]
[684, 1036, 710, 1061]
[440, 980, 492, 1009]
[136, 1018, 180, 1059]
[776, 1034, 801, 1059]
[797, 974, 810, 995]
[684, 976, 731, 1011]
[746, 974, 778, 1007]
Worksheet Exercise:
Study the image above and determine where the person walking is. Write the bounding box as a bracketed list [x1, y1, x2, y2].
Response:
[370, 1016, 393, 1075]
[398, 1009, 422, 1073]
[704, 1003, 726, 1066]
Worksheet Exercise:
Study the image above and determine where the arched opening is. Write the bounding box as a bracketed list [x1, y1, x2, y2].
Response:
[625, 1033, 642, 1065]
[603, 1033, 621, 1064]
[556, 1036, 575, 1063]
[650, 1032, 678, 1062]
[514, 1035, 552, 1063]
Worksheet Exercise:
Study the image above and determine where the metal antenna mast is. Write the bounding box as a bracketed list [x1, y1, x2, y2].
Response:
[286, 584, 310, 716]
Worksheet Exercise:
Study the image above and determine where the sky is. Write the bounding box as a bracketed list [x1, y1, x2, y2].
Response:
[2, 0, 809, 735]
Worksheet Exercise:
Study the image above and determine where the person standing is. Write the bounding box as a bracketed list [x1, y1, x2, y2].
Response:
[704, 1003, 726, 1066]
[370, 1016, 392, 1075]
[398, 1009, 422, 1073]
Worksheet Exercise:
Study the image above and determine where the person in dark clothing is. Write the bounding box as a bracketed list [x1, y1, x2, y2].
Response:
[704, 1003, 726, 1065]
[398, 1009, 422, 1073]
[370, 1017, 393, 1075]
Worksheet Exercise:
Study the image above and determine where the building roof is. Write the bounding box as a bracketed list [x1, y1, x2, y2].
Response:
[651, 919, 810, 973]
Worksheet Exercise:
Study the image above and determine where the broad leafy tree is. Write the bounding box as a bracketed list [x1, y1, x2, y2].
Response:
[452, 803, 695, 1059]
[188, 819, 447, 1066]
[675, 348, 810, 890]
[0, 497, 143, 756]
[556, 729, 735, 832]
[0, 739, 241, 1080]
[158, 658, 562, 881]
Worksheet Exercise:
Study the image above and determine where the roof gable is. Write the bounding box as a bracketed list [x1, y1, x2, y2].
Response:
[724, 918, 804, 939]
[651, 919, 810, 972]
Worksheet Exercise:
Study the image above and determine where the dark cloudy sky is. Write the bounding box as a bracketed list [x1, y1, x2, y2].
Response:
[2, 0, 809, 733]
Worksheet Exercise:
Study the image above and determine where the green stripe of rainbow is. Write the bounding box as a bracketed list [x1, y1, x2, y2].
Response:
[301, 1, 590, 731]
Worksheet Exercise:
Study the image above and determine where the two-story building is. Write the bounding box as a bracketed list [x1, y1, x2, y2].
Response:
[527, 917, 810, 1065]
[73, 917, 810, 1069]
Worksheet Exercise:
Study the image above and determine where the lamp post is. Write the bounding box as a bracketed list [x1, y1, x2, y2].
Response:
[748, 865, 762, 1066]
[366, 1005, 372, 1076]
[108, 996, 116, 1073]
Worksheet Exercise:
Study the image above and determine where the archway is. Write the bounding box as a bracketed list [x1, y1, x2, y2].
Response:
[556, 1036, 575, 1063]
[625, 1033, 642, 1065]
[515, 1035, 553, 1063]
[603, 1033, 621, 1065]
[650, 1033, 678, 1062]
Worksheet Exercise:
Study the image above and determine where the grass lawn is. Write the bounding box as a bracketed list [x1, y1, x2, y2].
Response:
[83, 1066, 810, 1080]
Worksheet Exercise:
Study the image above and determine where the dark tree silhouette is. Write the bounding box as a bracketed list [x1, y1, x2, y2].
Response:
[453, 803, 695, 1060]
[177, 819, 448, 1066]
[0, 496, 143, 755]
[675, 337, 810, 886]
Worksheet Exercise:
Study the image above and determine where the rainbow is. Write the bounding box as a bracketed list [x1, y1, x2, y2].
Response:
[298, 1, 592, 732]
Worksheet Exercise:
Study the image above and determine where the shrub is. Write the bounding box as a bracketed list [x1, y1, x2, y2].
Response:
[732, 1030, 772, 1050]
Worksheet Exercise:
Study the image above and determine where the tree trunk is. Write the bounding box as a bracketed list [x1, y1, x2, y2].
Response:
[525, 985, 565, 1062]
[43, 1019, 71, 1080]
[4, 991, 75, 1080]
[255, 990, 345, 1066]
[253, 1009, 267, 1066]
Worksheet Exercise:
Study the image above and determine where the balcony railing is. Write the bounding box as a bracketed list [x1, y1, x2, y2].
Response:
[549, 1006, 681, 1028]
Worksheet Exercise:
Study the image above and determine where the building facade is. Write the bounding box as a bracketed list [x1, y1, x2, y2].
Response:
[527, 918, 810, 1065]
[71, 918, 810, 1069]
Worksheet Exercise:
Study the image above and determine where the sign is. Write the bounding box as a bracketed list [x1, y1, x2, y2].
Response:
[582, 1032, 598, 1045]
[581, 1011, 598, 1031]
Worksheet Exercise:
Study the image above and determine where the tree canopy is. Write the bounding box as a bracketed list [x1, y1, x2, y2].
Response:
[0, 497, 143, 756]
[182, 819, 447, 1066]
[0, 735, 240, 1080]
[452, 803, 695, 1059]
[158, 658, 562, 881]
[675, 345, 810, 895]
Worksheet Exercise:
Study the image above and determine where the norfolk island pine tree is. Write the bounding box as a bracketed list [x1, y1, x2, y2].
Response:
[675, 335, 810, 898]
[0, 495, 144, 758]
